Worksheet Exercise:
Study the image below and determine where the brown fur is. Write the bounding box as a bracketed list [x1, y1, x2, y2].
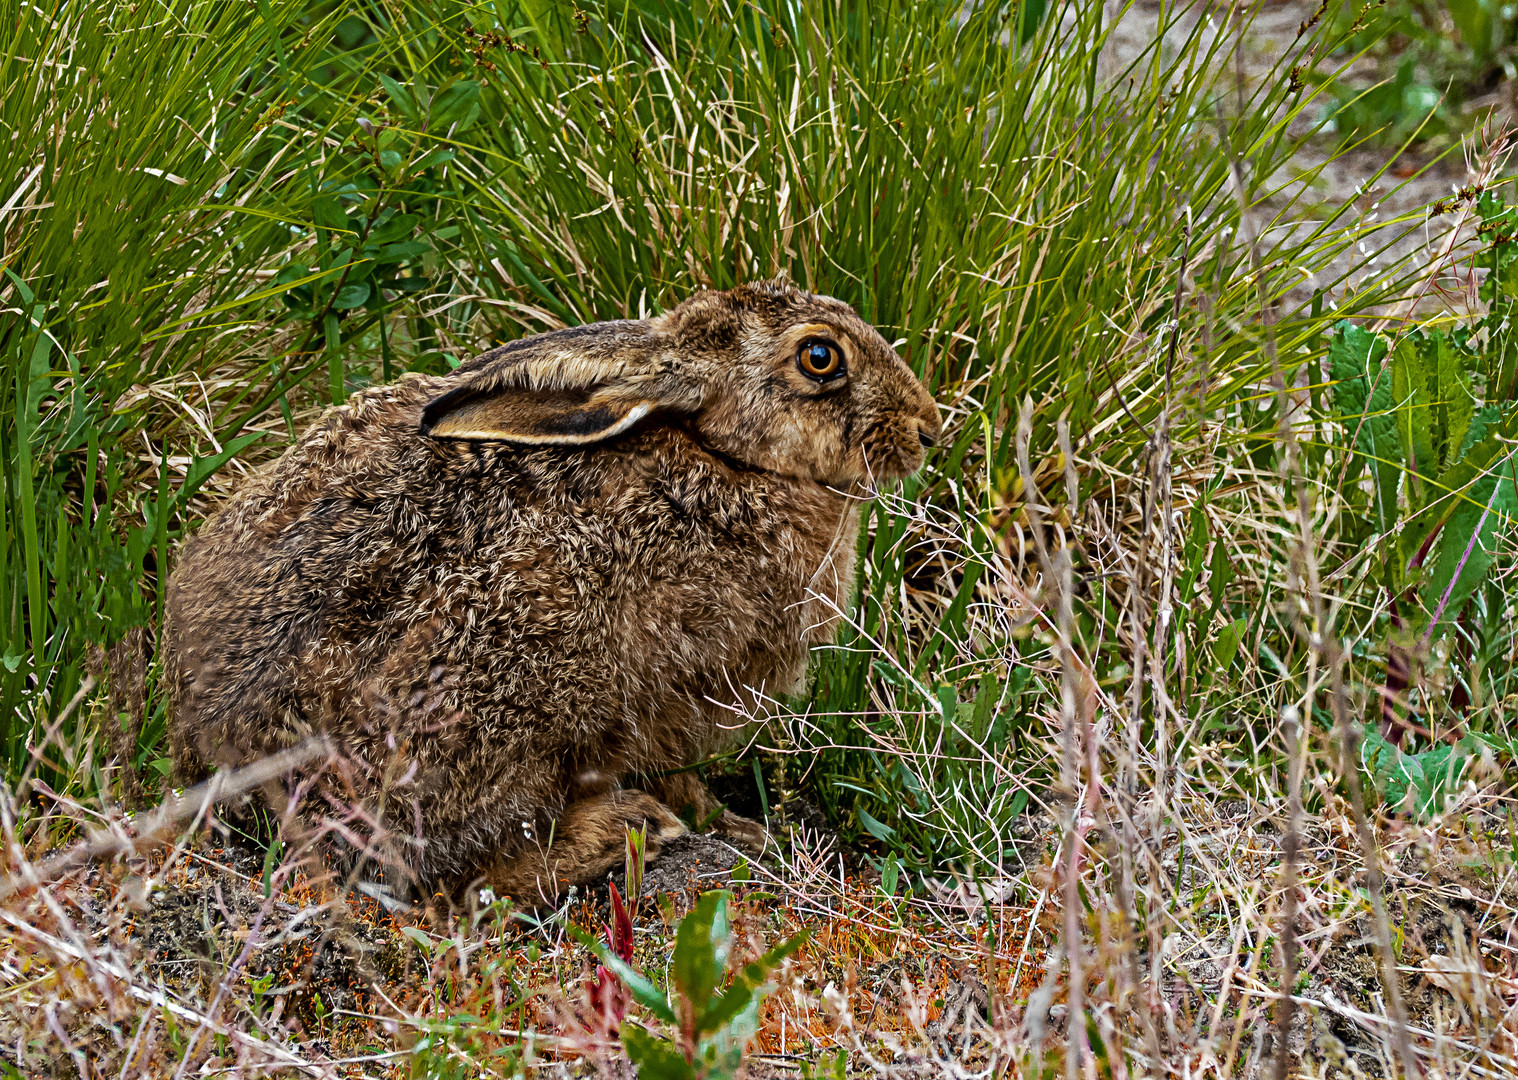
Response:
[163, 281, 938, 902]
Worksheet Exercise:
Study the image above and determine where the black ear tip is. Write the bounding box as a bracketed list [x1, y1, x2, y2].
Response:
[420, 385, 470, 435]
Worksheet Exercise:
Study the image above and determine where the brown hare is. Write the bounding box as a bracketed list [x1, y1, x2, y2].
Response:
[164, 281, 939, 903]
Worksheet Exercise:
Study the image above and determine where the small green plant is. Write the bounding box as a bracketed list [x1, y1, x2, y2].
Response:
[573, 890, 805, 1079]
[1359, 722, 1495, 817]
[1328, 193, 1517, 744]
[248, 971, 275, 1020]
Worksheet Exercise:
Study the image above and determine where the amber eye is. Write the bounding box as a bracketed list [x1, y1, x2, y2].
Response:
[797, 338, 844, 381]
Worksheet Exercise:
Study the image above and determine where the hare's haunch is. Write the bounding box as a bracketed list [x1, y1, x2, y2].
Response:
[164, 281, 940, 903]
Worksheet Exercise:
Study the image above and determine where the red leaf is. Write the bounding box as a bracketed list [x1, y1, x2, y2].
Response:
[606, 880, 634, 964]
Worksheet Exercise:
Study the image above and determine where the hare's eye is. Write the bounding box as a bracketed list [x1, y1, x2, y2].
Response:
[797, 339, 844, 381]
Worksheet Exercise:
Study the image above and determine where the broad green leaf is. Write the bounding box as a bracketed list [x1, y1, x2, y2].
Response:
[181, 433, 265, 506]
[415, 148, 456, 169]
[857, 808, 895, 842]
[1447, 0, 1493, 57]
[1211, 617, 1247, 673]
[671, 891, 727, 1015]
[1433, 334, 1476, 471]
[373, 240, 430, 264]
[1328, 322, 1398, 532]
[1360, 724, 1412, 808]
[399, 926, 433, 950]
[622, 1024, 698, 1080]
[429, 80, 481, 132]
[1207, 540, 1233, 611]
[697, 931, 807, 1036]
[368, 213, 420, 244]
[1176, 505, 1210, 603]
[378, 73, 419, 122]
[1017, 0, 1049, 43]
[969, 671, 997, 742]
[1422, 468, 1516, 632]
[332, 282, 371, 309]
[1391, 337, 1436, 500]
[311, 197, 349, 234]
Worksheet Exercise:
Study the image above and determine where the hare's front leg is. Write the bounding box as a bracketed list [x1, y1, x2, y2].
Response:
[483, 790, 685, 904]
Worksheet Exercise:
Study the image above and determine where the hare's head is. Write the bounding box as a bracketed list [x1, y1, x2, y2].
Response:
[421, 282, 940, 487]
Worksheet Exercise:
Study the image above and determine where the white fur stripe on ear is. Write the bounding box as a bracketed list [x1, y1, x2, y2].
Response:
[427, 401, 654, 445]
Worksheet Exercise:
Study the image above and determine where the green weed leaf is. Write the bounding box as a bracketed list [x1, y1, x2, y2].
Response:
[429, 80, 481, 133]
[1391, 337, 1436, 495]
[332, 282, 372, 310]
[622, 1024, 697, 1080]
[1211, 618, 1247, 673]
[378, 74, 419, 122]
[671, 891, 727, 1015]
[1328, 322, 1398, 532]
[1423, 469, 1516, 632]
[857, 808, 895, 842]
[697, 931, 807, 1037]
[564, 923, 677, 1024]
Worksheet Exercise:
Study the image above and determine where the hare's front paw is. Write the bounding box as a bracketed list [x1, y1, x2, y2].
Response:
[588, 789, 686, 869]
[484, 789, 686, 906]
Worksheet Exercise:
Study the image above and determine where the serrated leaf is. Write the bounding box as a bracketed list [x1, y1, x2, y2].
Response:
[1433, 334, 1476, 471]
[1422, 467, 1516, 632]
[1328, 321, 1399, 532]
[1392, 337, 1436, 500]
[1401, 406, 1518, 573]
[1457, 404, 1503, 462]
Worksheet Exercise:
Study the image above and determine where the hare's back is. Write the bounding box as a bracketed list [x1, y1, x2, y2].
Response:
[164, 378, 448, 766]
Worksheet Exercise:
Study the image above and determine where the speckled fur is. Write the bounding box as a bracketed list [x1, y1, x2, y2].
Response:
[164, 281, 939, 901]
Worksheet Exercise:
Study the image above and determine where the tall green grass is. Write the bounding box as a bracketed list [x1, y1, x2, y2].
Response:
[0, 0, 1464, 869]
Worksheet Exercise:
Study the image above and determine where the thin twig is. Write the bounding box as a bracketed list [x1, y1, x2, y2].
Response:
[0, 738, 332, 903]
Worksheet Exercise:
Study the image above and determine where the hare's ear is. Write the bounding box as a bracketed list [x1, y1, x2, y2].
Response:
[420, 381, 668, 446]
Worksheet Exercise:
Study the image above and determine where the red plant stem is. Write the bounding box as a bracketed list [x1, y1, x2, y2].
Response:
[1381, 521, 1445, 747]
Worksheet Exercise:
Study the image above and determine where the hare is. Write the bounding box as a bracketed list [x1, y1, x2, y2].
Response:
[164, 281, 939, 903]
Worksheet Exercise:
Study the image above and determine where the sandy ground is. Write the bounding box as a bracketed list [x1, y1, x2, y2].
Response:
[1105, 0, 1501, 317]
